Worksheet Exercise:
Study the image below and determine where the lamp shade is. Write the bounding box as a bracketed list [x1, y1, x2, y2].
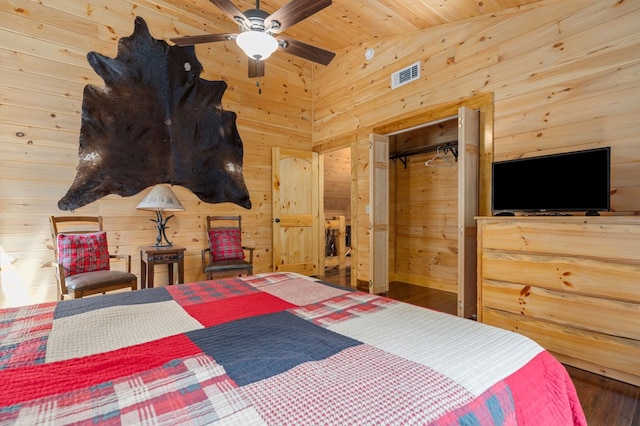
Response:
[236, 31, 279, 60]
[137, 185, 185, 212]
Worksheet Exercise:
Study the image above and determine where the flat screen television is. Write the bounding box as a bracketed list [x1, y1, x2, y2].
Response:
[492, 147, 610, 215]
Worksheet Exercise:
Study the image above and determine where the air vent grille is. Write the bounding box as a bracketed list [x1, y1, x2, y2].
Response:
[391, 62, 420, 89]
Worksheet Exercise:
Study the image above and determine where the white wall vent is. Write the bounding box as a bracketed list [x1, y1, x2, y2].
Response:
[391, 62, 420, 89]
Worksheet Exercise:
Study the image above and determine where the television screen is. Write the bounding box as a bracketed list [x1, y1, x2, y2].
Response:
[492, 147, 610, 214]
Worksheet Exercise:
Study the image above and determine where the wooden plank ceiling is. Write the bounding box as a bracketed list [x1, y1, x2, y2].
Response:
[167, 0, 544, 57]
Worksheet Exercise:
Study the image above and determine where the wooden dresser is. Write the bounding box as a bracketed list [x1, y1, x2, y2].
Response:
[476, 216, 640, 386]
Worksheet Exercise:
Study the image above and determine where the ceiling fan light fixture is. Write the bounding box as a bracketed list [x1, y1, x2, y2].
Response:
[236, 31, 279, 60]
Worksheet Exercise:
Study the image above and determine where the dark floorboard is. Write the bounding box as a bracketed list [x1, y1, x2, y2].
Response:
[322, 267, 640, 426]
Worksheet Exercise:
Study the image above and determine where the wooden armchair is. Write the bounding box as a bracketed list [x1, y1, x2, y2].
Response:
[50, 216, 137, 300]
[201, 215, 254, 280]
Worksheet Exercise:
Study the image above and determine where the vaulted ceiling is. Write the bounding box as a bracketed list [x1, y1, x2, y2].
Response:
[167, 0, 544, 59]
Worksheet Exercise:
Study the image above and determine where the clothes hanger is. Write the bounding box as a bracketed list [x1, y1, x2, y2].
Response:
[425, 146, 454, 168]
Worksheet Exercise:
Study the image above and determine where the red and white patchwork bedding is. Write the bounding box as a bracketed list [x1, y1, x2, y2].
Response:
[0, 272, 586, 425]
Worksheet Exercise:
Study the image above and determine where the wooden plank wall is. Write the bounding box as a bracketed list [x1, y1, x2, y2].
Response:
[312, 0, 640, 286]
[2, 0, 639, 307]
[393, 152, 458, 293]
[323, 147, 351, 221]
[0, 0, 314, 306]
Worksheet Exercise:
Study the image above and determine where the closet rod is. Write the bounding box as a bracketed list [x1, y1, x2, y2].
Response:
[390, 142, 458, 169]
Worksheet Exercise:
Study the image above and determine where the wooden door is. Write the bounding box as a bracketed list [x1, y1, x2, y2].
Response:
[370, 134, 389, 293]
[457, 107, 479, 318]
[272, 148, 320, 275]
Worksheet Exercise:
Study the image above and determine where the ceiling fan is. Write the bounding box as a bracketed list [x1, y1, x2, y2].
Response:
[170, 0, 335, 79]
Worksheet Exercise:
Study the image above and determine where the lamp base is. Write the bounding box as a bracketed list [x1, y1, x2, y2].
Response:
[150, 211, 175, 247]
[154, 243, 173, 248]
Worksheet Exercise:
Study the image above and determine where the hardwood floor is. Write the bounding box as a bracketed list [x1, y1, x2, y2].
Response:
[322, 267, 640, 426]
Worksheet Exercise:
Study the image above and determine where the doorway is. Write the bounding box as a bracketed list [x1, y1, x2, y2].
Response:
[388, 116, 461, 294]
[321, 147, 352, 285]
[372, 104, 484, 318]
[318, 94, 493, 315]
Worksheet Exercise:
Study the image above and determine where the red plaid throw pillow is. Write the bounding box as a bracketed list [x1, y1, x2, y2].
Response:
[57, 232, 110, 277]
[208, 229, 245, 261]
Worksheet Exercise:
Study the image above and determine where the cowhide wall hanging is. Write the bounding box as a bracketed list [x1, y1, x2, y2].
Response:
[58, 16, 251, 211]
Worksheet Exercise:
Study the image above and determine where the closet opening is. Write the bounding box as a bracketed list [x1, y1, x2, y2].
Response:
[389, 116, 460, 307]
[380, 106, 479, 318]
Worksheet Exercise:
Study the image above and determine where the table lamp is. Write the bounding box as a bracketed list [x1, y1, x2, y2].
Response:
[137, 184, 185, 247]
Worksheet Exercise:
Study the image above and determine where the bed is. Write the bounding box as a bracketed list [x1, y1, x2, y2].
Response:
[0, 272, 586, 425]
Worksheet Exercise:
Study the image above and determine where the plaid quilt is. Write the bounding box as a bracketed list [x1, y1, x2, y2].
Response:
[0, 272, 586, 425]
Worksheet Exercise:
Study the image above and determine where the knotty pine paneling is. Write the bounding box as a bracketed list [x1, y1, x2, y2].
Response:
[313, 0, 640, 287]
[323, 147, 351, 221]
[391, 151, 458, 292]
[0, 0, 313, 307]
[2, 0, 639, 306]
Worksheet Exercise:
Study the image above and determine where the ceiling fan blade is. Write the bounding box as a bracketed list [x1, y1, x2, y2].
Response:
[170, 33, 236, 46]
[278, 36, 335, 66]
[265, 0, 332, 33]
[209, 0, 250, 28]
[248, 58, 265, 78]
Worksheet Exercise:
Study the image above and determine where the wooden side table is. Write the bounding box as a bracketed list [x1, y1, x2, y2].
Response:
[140, 245, 186, 289]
